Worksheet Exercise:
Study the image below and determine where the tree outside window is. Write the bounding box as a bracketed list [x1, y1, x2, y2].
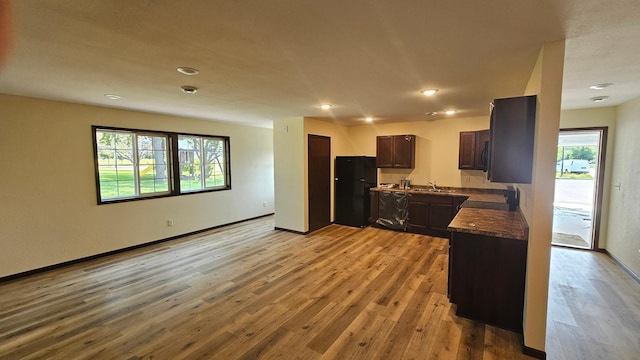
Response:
[178, 135, 227, 192]
[95, 129, 169, 200]
[93, 126, 231, 204]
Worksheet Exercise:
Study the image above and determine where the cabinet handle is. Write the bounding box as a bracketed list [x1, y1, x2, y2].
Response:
[481, 142, 488, 172]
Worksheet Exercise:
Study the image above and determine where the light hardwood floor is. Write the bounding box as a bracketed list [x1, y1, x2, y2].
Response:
[545, 247, 640, 359]
[0, 216, 638, 359]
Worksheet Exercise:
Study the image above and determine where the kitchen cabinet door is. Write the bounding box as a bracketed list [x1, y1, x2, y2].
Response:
[375, 136, 394, 168]
[393, 135, 415, 168]
[449, 231, 527, 332]
[407, 193, 461, 237]
[458, 131, 476, 169]
[407, 196, 429, 233]
[376, 135, 415, 168]
[459, 130, 490, 170]
[429, 203, 454, 237]
[489, 95, 536, 183]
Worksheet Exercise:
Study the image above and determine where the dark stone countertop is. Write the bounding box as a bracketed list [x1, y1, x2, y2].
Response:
[448, 207, 529, 241]
[370, 186, 506, 203]
[370, 185, 528, 240]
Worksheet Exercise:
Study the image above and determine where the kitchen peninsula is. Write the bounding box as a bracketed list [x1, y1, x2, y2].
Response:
[369, 184, 529, 332]
[369, 185, 512, 236]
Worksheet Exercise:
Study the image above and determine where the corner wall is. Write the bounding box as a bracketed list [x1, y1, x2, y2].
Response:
[518, 40, 565, 353]
[273, 117, 306, 232]
[606, 96, 640, 277]
[0, 94, 275, 278]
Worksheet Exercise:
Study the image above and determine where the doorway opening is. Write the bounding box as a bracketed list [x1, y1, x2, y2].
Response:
[552, 128, 607, 249]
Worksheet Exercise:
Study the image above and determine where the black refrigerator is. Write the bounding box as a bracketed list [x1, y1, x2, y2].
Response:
[334, 156, 377, 227]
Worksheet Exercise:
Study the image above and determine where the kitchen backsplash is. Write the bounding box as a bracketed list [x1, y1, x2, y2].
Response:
[378, 169, 507, 190]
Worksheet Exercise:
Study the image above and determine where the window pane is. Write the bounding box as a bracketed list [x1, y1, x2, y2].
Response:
[114, 167, 136, 198]
[96, 130, 135, 200]
[94, 127, 230, 203]
[138, 135, 169, 194]
[178, 136, 203, 192]
[203, 138, 226, 188]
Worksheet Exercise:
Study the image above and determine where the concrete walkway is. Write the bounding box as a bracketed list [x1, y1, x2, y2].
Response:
[553, 178, 594, 247]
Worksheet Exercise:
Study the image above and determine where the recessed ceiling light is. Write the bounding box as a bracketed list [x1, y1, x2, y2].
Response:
[104, 94, 121, 100]
[425, 111, 438, 116]
[590, 96, 609, 103]
[320, 104, 332, 110]
[445, 109, 456, 115]
[180, 85, 198, 94]
[365, 117, 373, 122]
[177, 67, 200, 76]
[421, 89, 439, 96]
[589, 83, 612, 90]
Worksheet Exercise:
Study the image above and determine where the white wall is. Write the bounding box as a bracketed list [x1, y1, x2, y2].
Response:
[273, 117, 306, 232]
[606, 96, 640, 277]
[0, 94, 275, 278]
[518, 40, 565, 353]
[560, 107, 617, 248]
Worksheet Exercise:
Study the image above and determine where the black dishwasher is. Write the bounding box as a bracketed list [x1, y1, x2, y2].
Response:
[376, 191, 408, 231]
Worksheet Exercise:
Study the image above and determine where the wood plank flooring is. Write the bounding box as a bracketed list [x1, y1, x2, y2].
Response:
[0, 216, 534, 359]
[2, 216, 638, 359]
[546, 247, 640, 360]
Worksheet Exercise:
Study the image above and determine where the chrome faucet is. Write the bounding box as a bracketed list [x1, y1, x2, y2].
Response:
[427, 181, 437, 190]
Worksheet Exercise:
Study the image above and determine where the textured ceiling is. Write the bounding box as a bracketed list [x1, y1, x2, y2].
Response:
[0, 0, 639, 128]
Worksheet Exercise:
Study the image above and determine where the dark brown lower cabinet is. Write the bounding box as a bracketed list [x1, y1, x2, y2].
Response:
[448, 231, 527, 332]
[369, 191, 379, 224]
[407, 194, 466, 237]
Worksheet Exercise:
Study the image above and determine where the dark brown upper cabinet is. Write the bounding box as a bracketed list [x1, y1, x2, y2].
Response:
[458, 131, 476, 169]
[376, 135, 416, 168]
[488, 95, 537, 184]
[458, 130, 490, 170]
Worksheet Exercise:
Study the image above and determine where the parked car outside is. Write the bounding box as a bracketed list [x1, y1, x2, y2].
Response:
[556, 159, 590, 174]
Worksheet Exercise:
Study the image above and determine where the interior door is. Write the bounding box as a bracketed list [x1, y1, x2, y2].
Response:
[308, 135, 331, 233]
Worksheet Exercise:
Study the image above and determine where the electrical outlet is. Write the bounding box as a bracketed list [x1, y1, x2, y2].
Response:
[465, 176, 471, 184]
[167, 219, 174, 227]
[262, 201, 267, 207]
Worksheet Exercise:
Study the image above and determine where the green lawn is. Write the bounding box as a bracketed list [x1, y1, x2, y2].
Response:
[99, 169, 225, 199]
[99, 169, 168, 198]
